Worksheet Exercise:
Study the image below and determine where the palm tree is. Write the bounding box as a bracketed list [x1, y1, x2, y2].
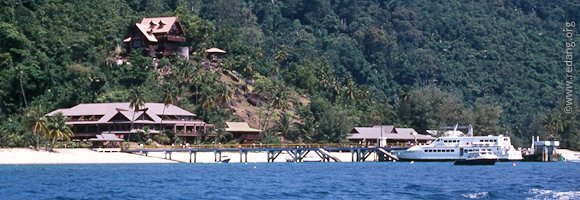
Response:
[277, 112, 293, 140]
[129, 88, 146, 142]
[216, 84, 233, 107]
[46, 112, 74, 151]
[200, 86, 217, 111]
[542, 113, 563, 140]
[33, 116, 49, 149]
[160, 88, 174, 131]
[25, 105, 47, 149]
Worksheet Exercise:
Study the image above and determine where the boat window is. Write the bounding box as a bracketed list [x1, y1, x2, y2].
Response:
[451, 149, 455, 152]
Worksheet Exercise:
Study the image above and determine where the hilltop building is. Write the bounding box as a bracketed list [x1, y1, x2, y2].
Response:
[347, 125, 435, 147]
[48, 103, 213, 141]
[123, 16, 188, 58]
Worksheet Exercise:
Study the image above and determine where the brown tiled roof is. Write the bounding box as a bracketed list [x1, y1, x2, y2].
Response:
[348, 126, 435, 141]
[225, 122, 262, 133]
[140, 16, 178, 34]
[135, 23, 158, 42]
[47, 103, 198, 124]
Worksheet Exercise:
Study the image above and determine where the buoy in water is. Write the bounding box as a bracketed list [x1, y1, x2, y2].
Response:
[512, 162, 516, 166]
[410, 161, 415, 164]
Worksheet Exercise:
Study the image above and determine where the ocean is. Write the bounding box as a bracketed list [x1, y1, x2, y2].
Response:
[0, 162, 578, 200]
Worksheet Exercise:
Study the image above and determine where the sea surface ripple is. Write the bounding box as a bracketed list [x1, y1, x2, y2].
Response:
[0, 162, 578, 200]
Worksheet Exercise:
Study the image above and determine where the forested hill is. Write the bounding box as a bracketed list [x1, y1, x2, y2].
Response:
[0, 0, 578, 149]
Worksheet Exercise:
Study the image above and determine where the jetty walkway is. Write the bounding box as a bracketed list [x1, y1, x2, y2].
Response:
[122, 144, 410, 163]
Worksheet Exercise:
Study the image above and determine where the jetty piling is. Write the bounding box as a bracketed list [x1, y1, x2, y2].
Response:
[123, 146, 408, 163]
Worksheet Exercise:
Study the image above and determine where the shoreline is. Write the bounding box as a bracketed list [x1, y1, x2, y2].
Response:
[0, 148, 177, 164]
[2, 148, 577, 165]
[0, 148, 369, 164]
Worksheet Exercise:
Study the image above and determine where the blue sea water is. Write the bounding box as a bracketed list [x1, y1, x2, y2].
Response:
[0, 162, 578, 200]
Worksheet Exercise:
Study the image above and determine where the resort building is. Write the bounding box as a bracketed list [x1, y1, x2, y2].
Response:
[225, 122, 262, 143]
[123, 16, 188, 58]
[347, 125, 435, 147]
[47, 103, 213, 141]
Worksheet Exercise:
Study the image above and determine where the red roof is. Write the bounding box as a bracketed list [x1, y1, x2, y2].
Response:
[140, 16, 179, 34]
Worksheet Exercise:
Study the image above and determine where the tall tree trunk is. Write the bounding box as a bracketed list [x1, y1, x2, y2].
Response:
[19, 76, 28, 108]
[129, 112, 136, 144]
[160, 106, 166, 132]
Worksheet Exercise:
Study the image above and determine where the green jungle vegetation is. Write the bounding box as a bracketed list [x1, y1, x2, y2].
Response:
[0, 0, 578, 150]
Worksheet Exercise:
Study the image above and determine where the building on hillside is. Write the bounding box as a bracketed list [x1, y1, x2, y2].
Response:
[123, 16, 188, 58]
[47, 103, 213, 142]
[225, 122, 262, 143]
[347, 125, 435, 147]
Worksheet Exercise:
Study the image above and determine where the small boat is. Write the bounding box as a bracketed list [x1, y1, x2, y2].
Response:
[218, 156, 230, 163]
[285, 156, 296, 162]
[454, 150, 498, 165]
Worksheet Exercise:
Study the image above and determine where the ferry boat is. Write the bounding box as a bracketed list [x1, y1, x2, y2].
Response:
[395, 125, 523, 161]
[454, 149, 498, 165]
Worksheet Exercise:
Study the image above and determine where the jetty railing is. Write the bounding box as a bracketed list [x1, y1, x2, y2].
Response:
[127, 143, 415, 149]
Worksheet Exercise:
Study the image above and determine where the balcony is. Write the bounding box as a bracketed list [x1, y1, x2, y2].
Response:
[165, 35, 186, 42]
[175, 130, 199, 137]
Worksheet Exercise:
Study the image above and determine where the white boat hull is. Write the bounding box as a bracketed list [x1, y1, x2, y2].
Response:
[395, 134, 523, 161]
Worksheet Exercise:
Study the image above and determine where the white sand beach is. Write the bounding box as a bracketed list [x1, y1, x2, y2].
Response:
[0, 148, 177, 164]
[558, 149, 580, 161]
[0, 148, 377, 164]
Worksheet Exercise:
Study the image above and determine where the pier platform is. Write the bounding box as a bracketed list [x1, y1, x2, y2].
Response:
[122, 145, 409, 163]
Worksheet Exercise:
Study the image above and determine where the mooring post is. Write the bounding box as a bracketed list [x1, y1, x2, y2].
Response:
[214, 150, 217, 162]
[240, 150, 243, 163]
[189, 150, 192, 163]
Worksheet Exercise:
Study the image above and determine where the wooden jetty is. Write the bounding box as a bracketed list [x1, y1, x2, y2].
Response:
[523, 136, 560, 162]
[123, 146, 408, 163]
